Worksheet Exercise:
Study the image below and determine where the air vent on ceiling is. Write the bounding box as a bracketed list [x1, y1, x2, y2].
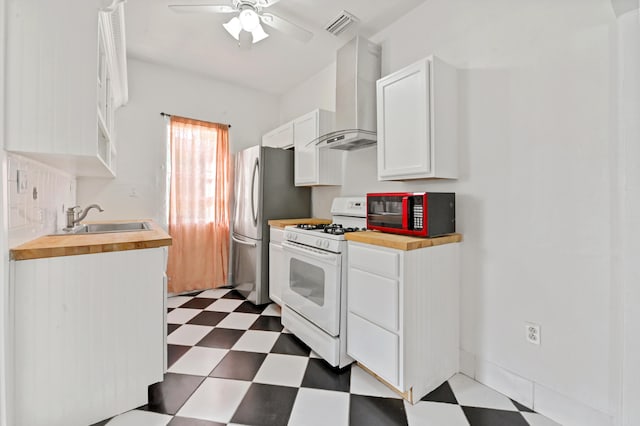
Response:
[324, 10, 358, 36]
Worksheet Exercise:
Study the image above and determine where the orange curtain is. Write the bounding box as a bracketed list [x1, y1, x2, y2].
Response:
[167, 116, 230, 294]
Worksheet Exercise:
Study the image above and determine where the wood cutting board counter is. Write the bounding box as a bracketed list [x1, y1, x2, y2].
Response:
[10, 219, 172, 261]
[268, 218, 332, 229]
[345, 231, 462, 251]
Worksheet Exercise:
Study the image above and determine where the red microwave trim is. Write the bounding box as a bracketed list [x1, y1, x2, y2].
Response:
[366, 192, 430, 237]
[367, 224, 429, 237]
[366, 191, 426, 197]
[401, 196, 409, 230]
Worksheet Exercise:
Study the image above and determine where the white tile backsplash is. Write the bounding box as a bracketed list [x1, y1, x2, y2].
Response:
[7, 154, 76, 247]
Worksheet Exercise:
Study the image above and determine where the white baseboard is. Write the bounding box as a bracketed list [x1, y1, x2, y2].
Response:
[460, 349, 614, 426]
[535, 383, 613, 426]
[475, 359, 534, 409]
[459, 349, 476, 378]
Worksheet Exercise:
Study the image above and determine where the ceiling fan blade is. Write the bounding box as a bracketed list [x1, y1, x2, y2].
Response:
[259, 12, 313, 42]
[168, 3, 237, 14]
[256, 0, 281, 7]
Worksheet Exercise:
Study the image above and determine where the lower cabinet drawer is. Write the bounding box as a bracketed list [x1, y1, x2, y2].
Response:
[348, 267, 399, 332]
[347, 312, 399, 387]
[270, 227, 285, 243]
[349, 243, 399, 279]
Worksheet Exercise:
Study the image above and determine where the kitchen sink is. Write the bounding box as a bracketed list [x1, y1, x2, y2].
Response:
[60, 222, 151, 234]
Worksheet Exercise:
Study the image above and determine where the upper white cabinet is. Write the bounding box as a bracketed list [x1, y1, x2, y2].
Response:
[5, 0, 128, 177]
[294, 109, 342, 186]
[376, 56, 457, 180]
[262, 122, 294, 149]
[261, 109, 340, 186]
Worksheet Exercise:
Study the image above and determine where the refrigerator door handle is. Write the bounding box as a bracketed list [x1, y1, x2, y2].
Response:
[232, 235, 257, 247]
[250, 157, 259, 226]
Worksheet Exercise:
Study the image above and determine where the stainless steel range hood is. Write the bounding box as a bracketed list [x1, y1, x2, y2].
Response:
[313, 36, 381, 150]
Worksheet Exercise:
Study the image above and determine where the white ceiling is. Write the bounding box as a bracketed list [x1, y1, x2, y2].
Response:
[125, 0, 427, 95]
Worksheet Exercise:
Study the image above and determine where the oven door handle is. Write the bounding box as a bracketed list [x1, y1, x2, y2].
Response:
[282, 241, 339, 263]
[402, 196, 409, 229]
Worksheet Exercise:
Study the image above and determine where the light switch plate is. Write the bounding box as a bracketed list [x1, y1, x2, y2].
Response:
[17, 170, 28, 194]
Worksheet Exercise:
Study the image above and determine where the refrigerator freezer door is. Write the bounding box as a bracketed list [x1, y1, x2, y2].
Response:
[230, 233, 267, 304]
[233, 145, 262, 240]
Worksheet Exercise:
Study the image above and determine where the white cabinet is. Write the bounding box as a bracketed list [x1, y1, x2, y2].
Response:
[262, 109, 340, 186]
[346, 241, 460, 403]
[262, 122, 294, 149]
[269, 227, 286, 305]
[8, 248, 166, 426]
[5, 0, 128, 177]
[294, 109, 342, 186]
[96, 9, 126, 172]
[376, 56, 457, 180]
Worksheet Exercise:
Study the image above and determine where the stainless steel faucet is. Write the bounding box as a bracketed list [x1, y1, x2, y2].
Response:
[65, 204, 104, 230]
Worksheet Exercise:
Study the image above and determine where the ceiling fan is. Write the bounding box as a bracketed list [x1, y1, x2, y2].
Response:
[168, 0, 314, 46]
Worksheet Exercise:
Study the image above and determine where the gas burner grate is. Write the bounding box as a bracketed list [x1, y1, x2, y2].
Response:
[296, 224, 328, 230]
[323, 224, 365, 235]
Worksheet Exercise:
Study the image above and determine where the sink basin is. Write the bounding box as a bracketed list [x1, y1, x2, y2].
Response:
[64, 222, 151, 234]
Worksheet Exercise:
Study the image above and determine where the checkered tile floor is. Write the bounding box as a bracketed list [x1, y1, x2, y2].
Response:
[96, 288, 559, 426]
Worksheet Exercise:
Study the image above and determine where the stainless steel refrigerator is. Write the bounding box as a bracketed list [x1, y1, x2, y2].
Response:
[229, 145, 311, 305]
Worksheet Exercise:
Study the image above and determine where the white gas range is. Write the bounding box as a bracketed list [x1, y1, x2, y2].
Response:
[280, 197, 366, 368]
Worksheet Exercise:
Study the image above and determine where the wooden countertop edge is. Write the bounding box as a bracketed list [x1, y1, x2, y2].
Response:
[268, 218, 332, 229]
[10, 220, 172, 261]
[345, 231, 462, 251]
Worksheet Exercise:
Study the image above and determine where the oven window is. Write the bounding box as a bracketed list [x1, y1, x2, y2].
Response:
[289, 258, 325, 307]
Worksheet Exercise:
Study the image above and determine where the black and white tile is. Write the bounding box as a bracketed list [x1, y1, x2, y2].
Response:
[96, 289, 560, 426]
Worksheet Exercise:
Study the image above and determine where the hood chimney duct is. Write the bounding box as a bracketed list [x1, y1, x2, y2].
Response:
[314, 36, 381, 150]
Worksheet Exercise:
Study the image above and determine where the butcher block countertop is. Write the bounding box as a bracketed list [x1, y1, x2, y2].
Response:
[10, 219, 172, 261]
[345, 231, 462, 251]
[268, 218, 332, 229]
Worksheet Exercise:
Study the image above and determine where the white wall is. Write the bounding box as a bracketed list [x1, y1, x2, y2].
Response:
[278, 63, 343, 214]
[279, 62, 336, 123]
[279, 0, 624, 424]
[0, 0, 7, 422]
[77, 58, 280, 225]
[614, 7, 640, 426]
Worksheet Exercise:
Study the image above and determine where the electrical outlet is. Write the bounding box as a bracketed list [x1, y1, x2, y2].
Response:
[526, 323, 541, 345]
[17, 170, 28, 194]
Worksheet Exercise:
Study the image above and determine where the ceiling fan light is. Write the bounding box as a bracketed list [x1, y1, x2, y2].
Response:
[223, 16, 242, 40]
[251, 23, 269, 43]
[239, 9, 260, 32]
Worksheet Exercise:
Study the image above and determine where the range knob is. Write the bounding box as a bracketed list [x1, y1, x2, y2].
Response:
[316, 239, 323, 247]
[324, 241, 330, 248]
